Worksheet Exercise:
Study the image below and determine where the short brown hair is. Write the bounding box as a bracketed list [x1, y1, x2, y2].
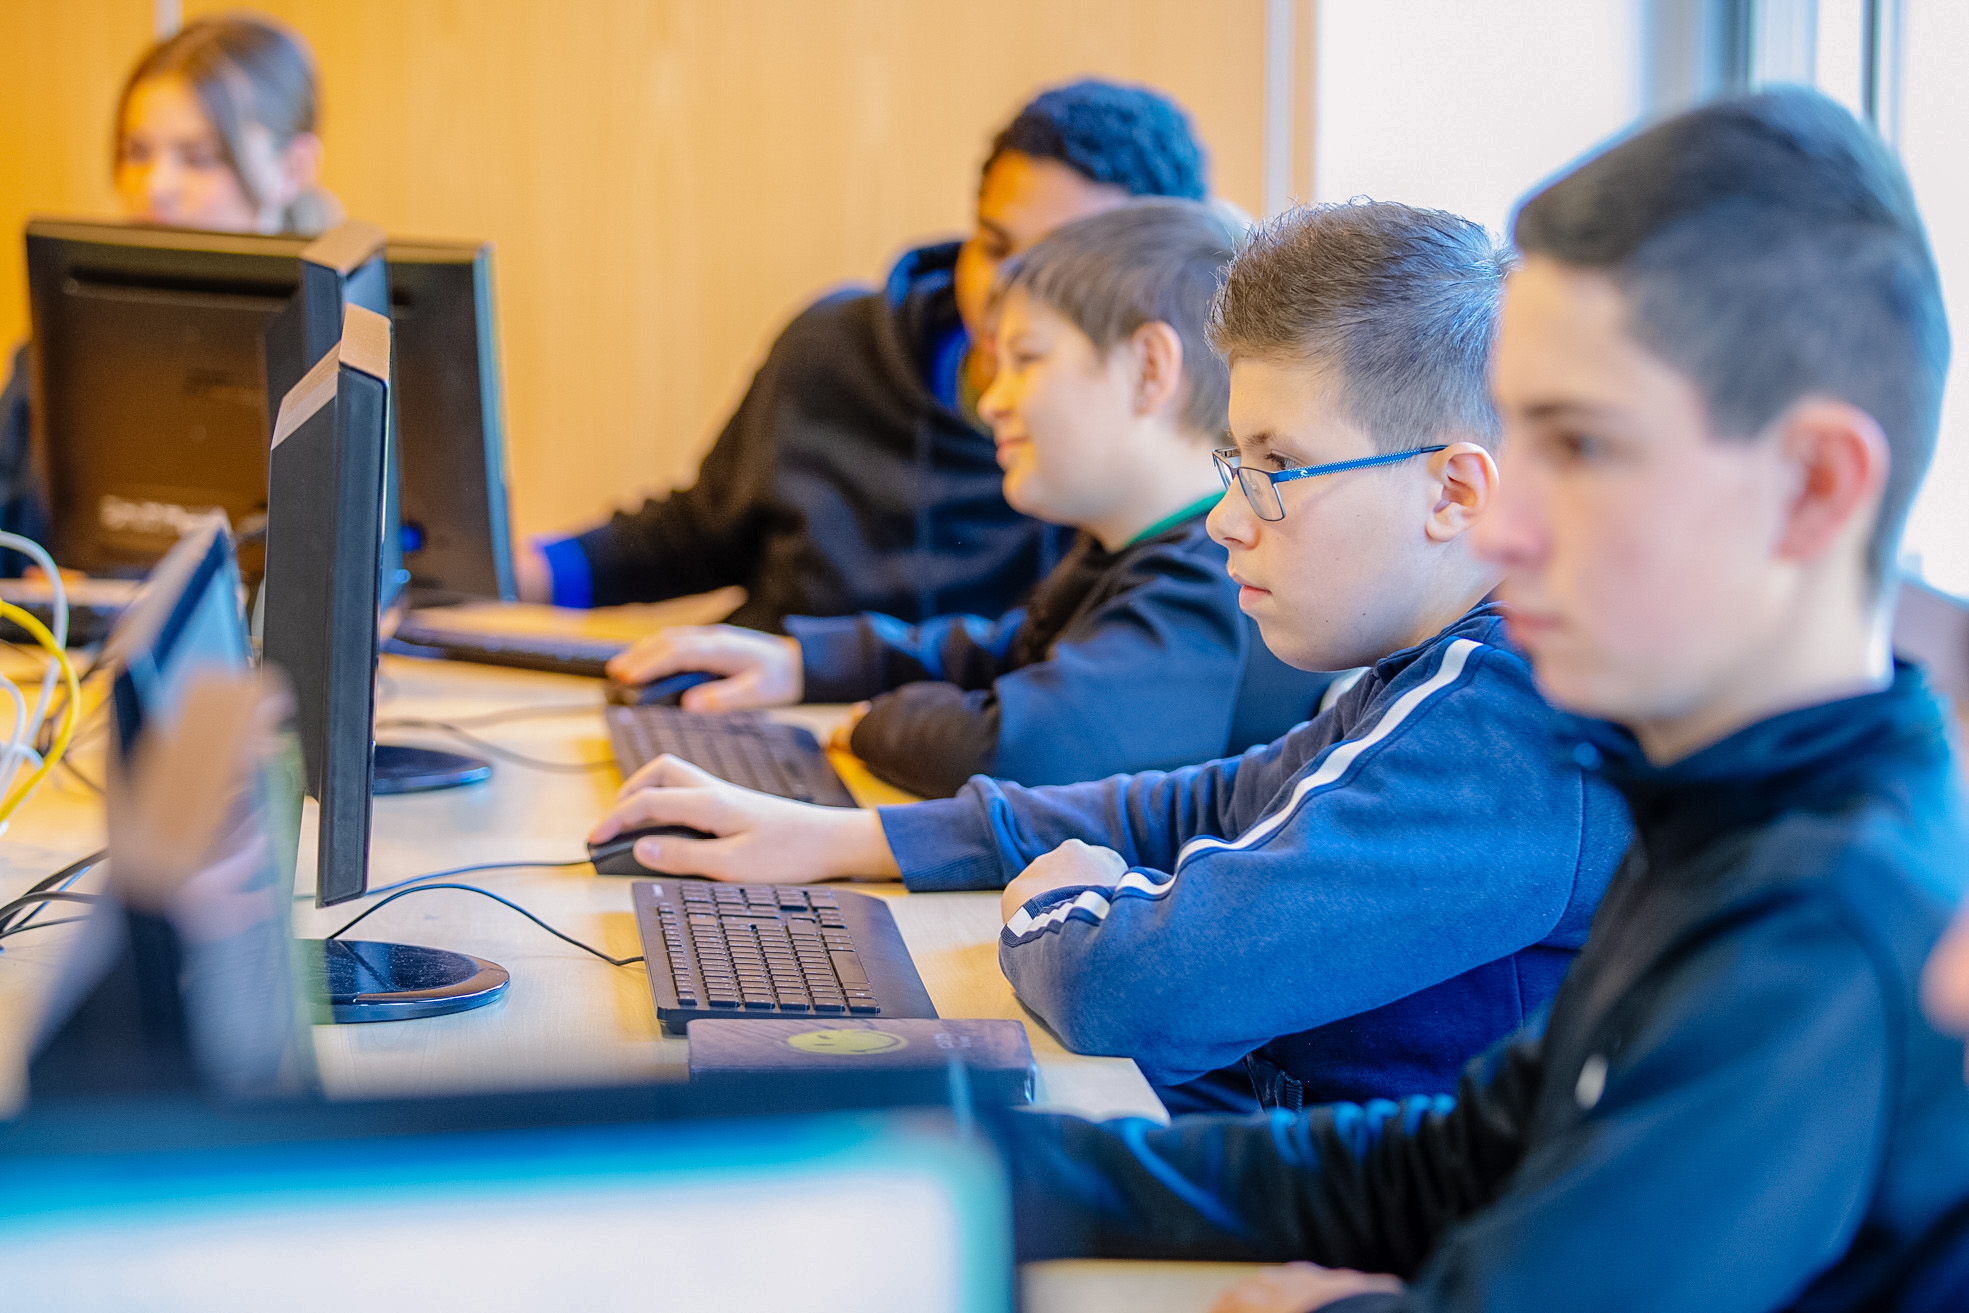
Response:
[996, 198, 1240, 438]
[1210, 200, 1511, 451]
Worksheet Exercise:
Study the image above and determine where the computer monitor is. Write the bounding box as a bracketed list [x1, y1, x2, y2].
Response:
[97, 517, 314, 1096]
[258, 224, 488, 798]
[387, 238, 517, 603]
[105, 517, 253, 761]
[0, 1100, 1012, 1312]
[24, 218, 514, 597]
[260, 220, 407, 613]
[24, 221, 300, 579]
[260, 304, 507, 1020]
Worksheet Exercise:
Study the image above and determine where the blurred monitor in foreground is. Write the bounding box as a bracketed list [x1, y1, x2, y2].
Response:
[0, 1107, 1010, 1312]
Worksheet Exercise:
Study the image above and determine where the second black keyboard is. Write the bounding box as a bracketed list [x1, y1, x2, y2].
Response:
[604, 704, 855, 806]
[631, 880, 938, 1033]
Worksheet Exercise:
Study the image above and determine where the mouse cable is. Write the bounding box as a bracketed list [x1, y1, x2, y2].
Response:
[321, 882, 644, 968]
[0, 914, 91, 942]
[0, 848, 105, 937]
[295, 856, 595, 903]
[0, 889, 100, 927]
[370, 717, 615, 773]
[376, 702, 600, 730]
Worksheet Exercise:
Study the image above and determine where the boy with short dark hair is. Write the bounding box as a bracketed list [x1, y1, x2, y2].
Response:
[589, 200, 1631, 1113]
[605, 201, 1332, 797]
[994, 88, 1969, 1313]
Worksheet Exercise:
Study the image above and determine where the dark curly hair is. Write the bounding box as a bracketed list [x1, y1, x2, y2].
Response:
[985, 80, 1208, 201]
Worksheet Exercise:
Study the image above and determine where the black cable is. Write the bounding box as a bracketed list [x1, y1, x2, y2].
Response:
[294, 856, 594, 903]
[0, 849, 105, 936]
[321, 882, 643, 967]
[376, 702, 599, 730]
[0, 914, 90, 941]
[372, 717, 614, 773]
[0, 890, 100, 922]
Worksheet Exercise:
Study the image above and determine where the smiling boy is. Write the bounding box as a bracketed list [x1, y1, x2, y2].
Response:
[994, 89, 1969, 1313]
[602, 201, 1332, 797]
[589, 201, 1629, 1112]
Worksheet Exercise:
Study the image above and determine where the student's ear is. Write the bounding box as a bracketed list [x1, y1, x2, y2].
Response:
[1770, 397, 1889, 571]
[1127, 321, 1186, 419]
[1424, 441, 1498, 544]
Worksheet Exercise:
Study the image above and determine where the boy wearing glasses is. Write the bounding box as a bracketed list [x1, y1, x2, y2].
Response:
[589, 201, 1629, 1111]
[604, 201, 1331, 799]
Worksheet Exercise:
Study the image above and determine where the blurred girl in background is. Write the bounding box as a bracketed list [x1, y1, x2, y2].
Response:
[2, 12, 337, 563]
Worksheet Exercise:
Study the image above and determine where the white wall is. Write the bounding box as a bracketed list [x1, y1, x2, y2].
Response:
[1312, 0, 1646, 239]
[1893, 0, 1969, 597]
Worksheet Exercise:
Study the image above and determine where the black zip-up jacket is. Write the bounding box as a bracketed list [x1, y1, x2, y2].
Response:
[566, 243, 1070, 631]
[995, 663, 1969, 1311]
[785, 513, 1335, 798]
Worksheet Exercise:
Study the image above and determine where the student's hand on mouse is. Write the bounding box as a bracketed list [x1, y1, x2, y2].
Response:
[606, 625, 803, 712]
[1000, 839, 1128, 922]
[1207, 1263, 1402, 1313]
[589, 754, 899, 884]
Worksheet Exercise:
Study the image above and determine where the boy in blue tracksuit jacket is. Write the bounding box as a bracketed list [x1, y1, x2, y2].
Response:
[601, 203, 1331, 799]
[881, 600, 1625, 1102]
[588, 201, 1631, 1111]
[991, 91, 1969, 1312]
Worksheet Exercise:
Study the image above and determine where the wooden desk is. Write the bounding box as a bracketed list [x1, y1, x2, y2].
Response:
[0, 645, 1163, 1125]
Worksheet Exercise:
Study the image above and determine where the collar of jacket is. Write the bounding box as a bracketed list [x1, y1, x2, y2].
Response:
[1368, 599, 1511, 683]
[1557, 660, 1950, 866]
[875, 240, 972, 425]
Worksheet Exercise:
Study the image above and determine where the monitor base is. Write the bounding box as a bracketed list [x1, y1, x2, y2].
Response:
[373, 742, 491, 794]
[302, 937, 510, 1024]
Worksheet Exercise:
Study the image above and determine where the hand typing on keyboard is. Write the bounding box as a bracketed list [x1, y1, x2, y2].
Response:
[588, 754, 902, 884]
[605, 624, 804, 714]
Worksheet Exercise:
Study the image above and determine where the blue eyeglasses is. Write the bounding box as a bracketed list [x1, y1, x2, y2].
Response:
[1212, 445, 1449, 521]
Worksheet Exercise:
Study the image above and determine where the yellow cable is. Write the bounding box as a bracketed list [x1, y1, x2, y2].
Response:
[0, 601, 80, 822]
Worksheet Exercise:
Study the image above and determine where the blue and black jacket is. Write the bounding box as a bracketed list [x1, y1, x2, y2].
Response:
[882, 603, 1631, 1103]
[541, 242, 1071, 630]
[785, 510, 1334, 798]
[994, 663, 1969, 1312]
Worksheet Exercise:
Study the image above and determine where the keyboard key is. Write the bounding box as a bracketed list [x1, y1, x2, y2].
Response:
[847, 999, 881, 1014]
[829, 951, 869, 986]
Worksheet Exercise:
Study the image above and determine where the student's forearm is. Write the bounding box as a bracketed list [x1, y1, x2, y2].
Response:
[817, 805, 901, 881]
[992, 1048, 1526, 1272]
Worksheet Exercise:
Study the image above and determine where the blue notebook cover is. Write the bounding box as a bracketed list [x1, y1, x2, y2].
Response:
[687, 1018, 1035, 1105]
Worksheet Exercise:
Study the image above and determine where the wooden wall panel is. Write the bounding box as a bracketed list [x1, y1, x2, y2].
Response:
[0, 2, 153, 365]
[2, 0, 1267, 544]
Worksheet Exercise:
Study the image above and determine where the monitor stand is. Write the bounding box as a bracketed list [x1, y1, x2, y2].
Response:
[300, 937, 510, 1023]
[372, 742, 491, 794]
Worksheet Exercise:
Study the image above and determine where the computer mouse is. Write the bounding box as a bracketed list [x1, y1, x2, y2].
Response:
[588, 824, 718, 876]
[603, 670, 720, 707]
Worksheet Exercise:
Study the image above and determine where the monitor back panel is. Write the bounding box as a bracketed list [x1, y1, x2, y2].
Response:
[388, 241, 515, 602]
[25, 223, 307, 577]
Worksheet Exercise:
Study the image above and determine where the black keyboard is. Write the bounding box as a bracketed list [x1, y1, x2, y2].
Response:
[631, 880, 937, 1033]
[604, 705, 855, 806]
[388, 620, 628, 677]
